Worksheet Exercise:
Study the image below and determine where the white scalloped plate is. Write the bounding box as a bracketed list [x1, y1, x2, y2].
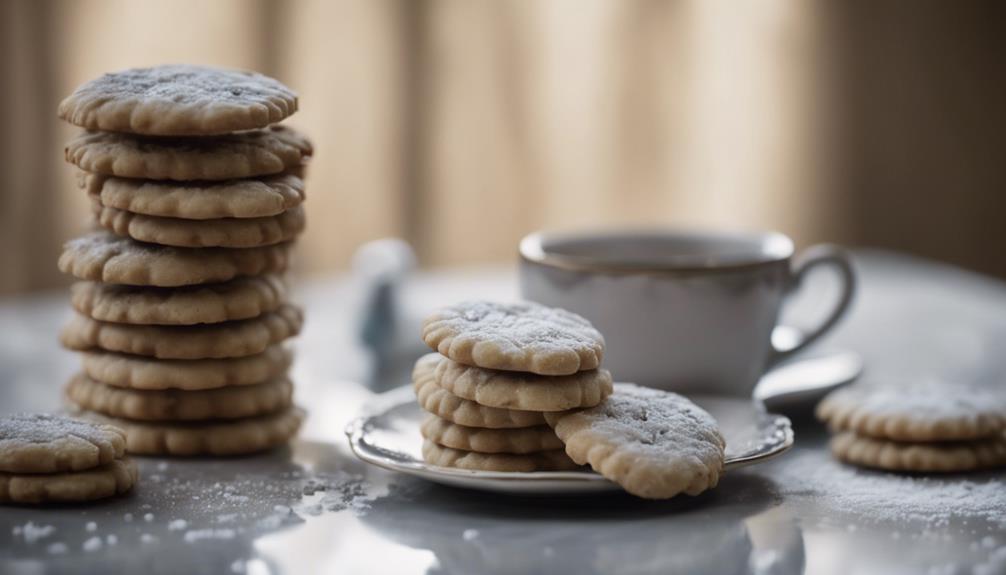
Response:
[346, 385, 793, 495]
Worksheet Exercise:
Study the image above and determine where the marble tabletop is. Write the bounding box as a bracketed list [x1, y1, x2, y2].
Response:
[1, 250, 1004, 575]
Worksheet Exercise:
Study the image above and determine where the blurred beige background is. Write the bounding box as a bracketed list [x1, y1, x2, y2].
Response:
[1, 0, 1003, 295]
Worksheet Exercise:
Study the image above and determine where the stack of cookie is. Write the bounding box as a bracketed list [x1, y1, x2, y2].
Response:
[817, 383, 1006, 473]
[414, 301, 727, 499]
[55, 65, 307, 456]
[0, 414, 136, 504]
[415, 301, 612, 472]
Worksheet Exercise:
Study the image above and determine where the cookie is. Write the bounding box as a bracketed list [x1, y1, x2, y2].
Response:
[830, 432, 1006, 473]
[545, 383, 725, 499]
[93, 203, 306, 248]
[421, 440, 580, 472]
[80, 346, 292, 391]
[413, 354, 546, 428]
[59, 232, 291, 287]
[0, 458, 137, 504]
[0, 413, 126, 474]
[817, 383, 1006, 442]
[81, 171, 305, 220]
[58, 65, 297, 136]
[422, 301, 604, 376]
[65, 125, 312, 181]
[435, 357, 613, 412]
[61, 304, 303, 359]
[91, 408, 304, 456]
[70, 275, 287, 325]
[421, 415, 563, 454]
[66, 373, 293, 421]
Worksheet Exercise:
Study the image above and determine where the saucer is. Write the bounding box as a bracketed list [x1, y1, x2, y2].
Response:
[346, 385, 793, 495]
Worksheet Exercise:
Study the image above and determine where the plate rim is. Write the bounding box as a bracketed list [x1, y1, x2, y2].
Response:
[345, 385, 794, 486]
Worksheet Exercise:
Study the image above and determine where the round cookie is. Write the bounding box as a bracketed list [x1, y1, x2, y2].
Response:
[80, 346, 292, 391]
[71, 275, 287, 325]
[61, 304, 303, 360]
[817, 383, 1006, 442]
[0, 413, 126, 474]
[0, 458, 138, 504]
[545, 383, 726, 499]
[421, 416, 563, 454]
[59, 232, 291, 287]
[422, 301, 605, 376]
[421, 440, 580, 472]
[91, 408, 304, 456]
[58, 65, 297, 136]
[413, 353, 546, 428]
[93, 203, 306, 248]
[830, 432, 1006, 473]
[435, 357, 612, 412]
[65, 125, 312, 181]
[81, 171, 305, 220]
[66, 374, 293, 421]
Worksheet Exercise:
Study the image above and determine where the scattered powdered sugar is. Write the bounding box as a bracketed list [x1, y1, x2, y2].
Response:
[46, 542, 68, 555]
[81, 536, 102, 552]
[184, 528, 236, 543]
[84, 521, 97, 532]
[167, 519, 188, 531]
[773, 449, 1006, 528]
[462, 529, 479, 541]
[12, 522, 56, 544]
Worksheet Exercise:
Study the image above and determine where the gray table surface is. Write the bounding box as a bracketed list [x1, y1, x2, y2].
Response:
[1, 251, 1004, 575]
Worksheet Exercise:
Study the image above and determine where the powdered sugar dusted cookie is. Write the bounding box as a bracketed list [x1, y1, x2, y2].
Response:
[413, 353, 547, 428]
[421, 440, 580, 472]
[0, 413, 125, 473]
[67, 373, 293, 422]
[421, 415, 563, 454]
[65, 125, 312, 181]
[71, 275, 287, 325]
[830, 431, 1006, 472]
[59, 232, 291, 287]
[0, 458, 137, 504]
[435, 357, 612, 412]
[422, 301, 604, 376]
[81, 171, 305, 220]
[94, 203, 306, 248]
[545, 383, 725, 499]
[91, 408, 303, 456]
[58, 65, 297, 136]
[817, 382, 1006, 442]
[80, 346, 292, 391]
[61, 304, 303, 359]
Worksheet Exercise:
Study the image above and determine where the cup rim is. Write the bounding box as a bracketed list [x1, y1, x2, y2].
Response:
[519, 228, 794, 275]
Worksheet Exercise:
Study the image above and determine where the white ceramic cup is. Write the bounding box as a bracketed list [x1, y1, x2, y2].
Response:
[518, 229, 855, 397]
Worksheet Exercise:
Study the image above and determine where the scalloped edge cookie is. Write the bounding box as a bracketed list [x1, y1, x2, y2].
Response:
[65, 125, 312, 181]
[817, 383, 1006, 442]
[434, 357, 612, 412]
[422, 301, 604, 376]
[58, 65, 297, 136]
[67, 374, 293, 421]
[544, 383, 725, 499]
[59, 232, 291, 287]
[81, 171, 305, 220]
[93, 203, 306, 248]
[61, 304, 303, 359]
[0, 458, 137, 504]
[421, 415, 563, 454]
[0, 413, 126, 474]
[413, 354, 547, 428]
[830, 431, 1006, 472]
[80, 346, 292, 391]
[421, 439, 580, 472]
[71, 275, 287, 326]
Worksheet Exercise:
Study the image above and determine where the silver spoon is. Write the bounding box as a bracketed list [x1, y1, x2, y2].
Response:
[754, 350, 864, 414]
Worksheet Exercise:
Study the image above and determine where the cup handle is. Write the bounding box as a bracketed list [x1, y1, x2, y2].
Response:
[768, 244, 856, 365]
